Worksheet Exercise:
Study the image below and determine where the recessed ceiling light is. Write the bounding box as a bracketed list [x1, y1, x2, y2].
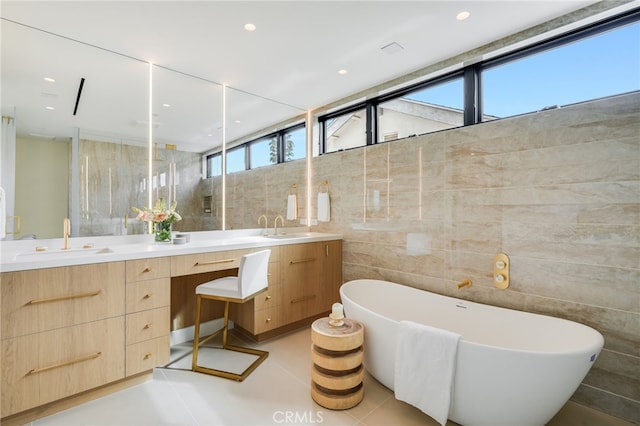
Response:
[162, 103, 171, 108]
[244, 23, 256, 32]
[235, 120, 241, 124]
[457, 11, 470, 21]
[44, 77, 55, 83]
[338, 69, 348, 75]
[45, 106, 55, 110]
[29, 132, 55, 139]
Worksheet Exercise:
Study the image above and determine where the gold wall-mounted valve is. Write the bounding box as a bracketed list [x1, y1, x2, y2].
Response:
[494, 252, 510, 289]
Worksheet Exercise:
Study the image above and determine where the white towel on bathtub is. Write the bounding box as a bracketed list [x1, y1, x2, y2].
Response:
[394, 320, 460, 426]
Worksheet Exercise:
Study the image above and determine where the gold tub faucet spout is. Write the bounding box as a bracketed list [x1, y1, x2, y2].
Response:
[456, 278, 472, 290]
[62, 218, 71, 250]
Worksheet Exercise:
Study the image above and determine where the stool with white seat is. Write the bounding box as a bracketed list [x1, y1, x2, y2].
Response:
[192, 249, 271, 381]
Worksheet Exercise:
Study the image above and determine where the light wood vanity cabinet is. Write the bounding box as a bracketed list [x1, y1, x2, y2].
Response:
[1, 263, 126, 417]
[124, 257, 170, 376]
[282, 242, 326, 324]
[233, 240, 343, 337]
[0, 237, 342, 421]
[283, 240, 343, 324]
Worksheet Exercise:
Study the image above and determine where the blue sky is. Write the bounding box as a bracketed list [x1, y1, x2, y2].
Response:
[411, 22, 640, 118]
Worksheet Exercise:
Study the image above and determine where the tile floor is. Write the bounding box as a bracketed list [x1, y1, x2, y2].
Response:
[31, 327, 631, 426]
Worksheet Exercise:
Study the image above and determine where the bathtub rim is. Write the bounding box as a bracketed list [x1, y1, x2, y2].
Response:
[339, 278, 604, 356]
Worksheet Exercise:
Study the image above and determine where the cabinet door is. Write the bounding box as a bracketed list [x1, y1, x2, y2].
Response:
[1, 317, 125, 416]
[1, 263, 125, 339]
[282, 242, 324, 324]
[323, 240, 343, 308]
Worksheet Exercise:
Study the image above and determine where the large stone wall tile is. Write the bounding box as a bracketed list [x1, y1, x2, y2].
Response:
[585, 350, 640, 401]
[523, 295, 640, 357]
[499, 203, 640, 226]
[342, 263, 446, 294]
[511, 257, 640, 312]
[343, 240, 445, 278]
[444, 220, 503, 253]
[572, 383, 639, 425]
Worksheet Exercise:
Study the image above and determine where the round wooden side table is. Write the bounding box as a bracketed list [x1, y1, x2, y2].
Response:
[310, 317, 364, 410]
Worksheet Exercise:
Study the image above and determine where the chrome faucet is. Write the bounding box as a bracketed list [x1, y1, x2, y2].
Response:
[62, 217, 71, 250]
[258, 215, 268, 235]
[273, 215, 284, 236]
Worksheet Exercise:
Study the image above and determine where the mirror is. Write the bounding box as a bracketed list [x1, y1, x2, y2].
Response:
[152, 65, 224, 232]
[224, 86, 307, 230]
[2, 20, 150, 238]
[2, 20, 307, 239]
[74, 55, 149, 237]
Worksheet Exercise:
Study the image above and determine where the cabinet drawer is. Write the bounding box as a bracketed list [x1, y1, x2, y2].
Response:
[126, 257, 170, 282]
[283, 289, 322, 324]
[254, 284, 283, 311]
[126, 335, 170, 377]
[254, 307, 282, 334]
[126, 278, 170, 314]
[171, 249, 249, 277]
[126, 307, 170, 345]
[1, 263, 126, 339]
[1, 317, 125, 416]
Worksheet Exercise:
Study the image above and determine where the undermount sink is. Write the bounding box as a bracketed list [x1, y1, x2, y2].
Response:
[13, 246, 114, 260]
[265, 233, 311, 239]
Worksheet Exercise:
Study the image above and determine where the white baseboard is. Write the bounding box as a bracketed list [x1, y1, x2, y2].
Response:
[170, 318, 235, 346]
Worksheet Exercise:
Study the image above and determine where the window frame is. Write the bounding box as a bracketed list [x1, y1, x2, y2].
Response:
[317, 7, 639, 155]
[205, 122, 305, 178]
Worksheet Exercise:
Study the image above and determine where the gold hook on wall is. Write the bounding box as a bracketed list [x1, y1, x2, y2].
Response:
[318, 180, 329, 193]
[290, 183, 297, 195]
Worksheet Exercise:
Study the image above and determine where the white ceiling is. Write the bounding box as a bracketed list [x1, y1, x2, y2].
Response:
[1, 0, 625, 153]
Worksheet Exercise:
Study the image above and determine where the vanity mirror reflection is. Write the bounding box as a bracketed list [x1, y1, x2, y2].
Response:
[224, 86, 307, 230]
[2, 20, 149, 239]
[1, 20, 308, 240]
[151, 66, 224, 233]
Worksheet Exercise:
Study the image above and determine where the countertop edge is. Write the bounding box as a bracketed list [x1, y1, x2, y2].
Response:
[0, 232, 342, 273]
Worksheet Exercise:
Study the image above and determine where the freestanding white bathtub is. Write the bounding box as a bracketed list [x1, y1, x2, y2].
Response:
[340, 279, 604, 426]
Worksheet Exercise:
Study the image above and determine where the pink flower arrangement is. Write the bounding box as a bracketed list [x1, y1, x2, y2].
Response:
[132, 199, 182, 224]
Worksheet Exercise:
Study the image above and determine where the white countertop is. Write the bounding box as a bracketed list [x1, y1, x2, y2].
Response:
[0, 228, 342, 272]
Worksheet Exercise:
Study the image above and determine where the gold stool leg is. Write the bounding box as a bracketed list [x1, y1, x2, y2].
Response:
[222, 301, 230, 348]
[192, 297, 269, 381]
[191, 294, 203, 371]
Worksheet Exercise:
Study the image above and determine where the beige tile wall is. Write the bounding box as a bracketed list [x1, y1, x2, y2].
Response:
[225, 159, 307, 230]
[205, 92, 638, 421]
[309, 92, 640, 423]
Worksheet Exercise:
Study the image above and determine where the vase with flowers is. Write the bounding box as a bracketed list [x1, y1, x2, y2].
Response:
[132, 198, 182, 243]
